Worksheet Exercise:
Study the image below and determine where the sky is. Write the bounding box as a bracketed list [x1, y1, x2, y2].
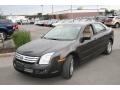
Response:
[0, 5, 120, 15]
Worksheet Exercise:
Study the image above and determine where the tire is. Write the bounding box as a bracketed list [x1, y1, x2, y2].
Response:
[62, 55, 74, 79]
[0, 31, 7, 40]
[104, 40, 112, 55]
[115, 23, 120, 28]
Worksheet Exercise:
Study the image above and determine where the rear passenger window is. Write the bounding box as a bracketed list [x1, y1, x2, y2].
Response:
[93, 23, 106, 33]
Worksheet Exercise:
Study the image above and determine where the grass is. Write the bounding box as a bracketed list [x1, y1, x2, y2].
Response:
[12, 30, 31, 48]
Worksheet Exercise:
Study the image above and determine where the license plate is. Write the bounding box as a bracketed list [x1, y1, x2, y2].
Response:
[16, 61, 24, 66]
[24, 68, 33, 73]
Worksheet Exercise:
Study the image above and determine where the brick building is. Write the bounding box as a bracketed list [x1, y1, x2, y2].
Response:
[47, 9, 105, 19]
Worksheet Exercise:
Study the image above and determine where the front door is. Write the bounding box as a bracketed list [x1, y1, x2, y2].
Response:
[77, 24, 99, 61]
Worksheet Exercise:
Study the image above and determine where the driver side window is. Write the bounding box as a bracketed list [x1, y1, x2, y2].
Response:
[83, 25, 94, 38]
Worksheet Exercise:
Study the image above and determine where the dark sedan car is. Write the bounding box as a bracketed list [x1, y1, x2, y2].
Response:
[0, 19, 17, 40]
[13, 22, 114, 79]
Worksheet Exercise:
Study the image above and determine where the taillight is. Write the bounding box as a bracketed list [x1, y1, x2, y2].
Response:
[13, 26, 15, 30]
[106, 18, 113, 22]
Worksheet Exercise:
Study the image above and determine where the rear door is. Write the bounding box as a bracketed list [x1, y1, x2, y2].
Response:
[92, 23, 109, 54]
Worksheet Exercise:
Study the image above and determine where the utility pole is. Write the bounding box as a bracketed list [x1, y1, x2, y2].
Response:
[70, 5, 73, 19]
[52, 5, 53, 14]
[97, 5, 99, 16]
[52, 5, 54, 19]
[41, 5, 43, 15]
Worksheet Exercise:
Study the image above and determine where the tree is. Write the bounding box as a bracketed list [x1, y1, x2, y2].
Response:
[0, 8, 5, 19]
[59, 14, 67, 19]
[110, 9, 115, 16]
[105, 9, 116, 16]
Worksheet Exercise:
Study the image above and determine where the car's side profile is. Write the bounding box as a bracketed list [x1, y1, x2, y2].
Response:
[13, 22, 114, 79]
[0, 19, 16, 40]
[104, 16, 120, 28]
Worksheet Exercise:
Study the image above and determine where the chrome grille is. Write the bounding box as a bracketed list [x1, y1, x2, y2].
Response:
[15, 52, 39, 63]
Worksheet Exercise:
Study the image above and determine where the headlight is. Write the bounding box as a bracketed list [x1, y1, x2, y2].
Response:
[39, 52, 55, 64]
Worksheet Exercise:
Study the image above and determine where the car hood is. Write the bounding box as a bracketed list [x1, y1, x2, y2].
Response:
[17, 39, 75, 57]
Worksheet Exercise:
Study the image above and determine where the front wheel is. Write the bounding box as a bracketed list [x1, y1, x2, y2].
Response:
[104, 40, 112, 55]
[62, 55, 74, 79]
[0, 31, 7, 40]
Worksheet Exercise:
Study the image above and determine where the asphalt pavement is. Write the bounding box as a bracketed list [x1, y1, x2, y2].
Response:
[0, 25, 120, 85]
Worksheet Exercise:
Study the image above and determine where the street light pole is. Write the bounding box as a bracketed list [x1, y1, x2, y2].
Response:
[52, 5, 54, 19]
[70, 5, 73, 19]
[41, 5, 43, 15]
[97, 5, 99, 16]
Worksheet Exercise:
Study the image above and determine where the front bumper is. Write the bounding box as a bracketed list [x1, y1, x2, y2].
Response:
[13, 58, 62, 75]
[8, 29, 14, 36]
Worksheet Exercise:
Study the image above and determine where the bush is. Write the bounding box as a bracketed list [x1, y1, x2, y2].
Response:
[12, 30, 31, 48]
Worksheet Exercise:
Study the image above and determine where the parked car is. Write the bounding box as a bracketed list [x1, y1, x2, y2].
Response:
[16, 20, 21, 25]
[34, 20, 41, 25]
[16, 19, 30, 25]
[104, 16, 120, 28]
[43, 20, 49, 26]
[13, 21, 114, 79]
[35, 20, 47, 26]
[52, 20, 66, 26]
[52, 19, 74, 26]
[95, 16, 106, 23]
[29, 20, 35, 24]
[21, 20, 30, 25]
[0, 19, 16, 40]
[46, 19, 58, 27]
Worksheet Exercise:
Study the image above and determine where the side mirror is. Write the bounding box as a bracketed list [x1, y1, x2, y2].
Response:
[40, 34, 45, 38]
[80, 36, 91, 43]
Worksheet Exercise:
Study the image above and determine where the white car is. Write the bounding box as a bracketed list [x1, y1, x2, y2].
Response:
[104, 16, 120, 28]
[52, 19, 74, 26]
[34, 20, 45, 26]
[21, 20, 30, 24]
[47, 19, 58, 26]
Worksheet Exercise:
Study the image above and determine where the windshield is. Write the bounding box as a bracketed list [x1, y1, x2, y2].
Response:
[43, 25, 81, 40]
[0, 20, 13, 24]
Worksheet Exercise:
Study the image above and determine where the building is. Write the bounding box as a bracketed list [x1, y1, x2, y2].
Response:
[47, 9, 105, 19]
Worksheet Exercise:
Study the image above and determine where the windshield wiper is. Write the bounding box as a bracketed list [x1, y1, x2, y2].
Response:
[43, 37, 59, 40]
[43, 37, 70, 41]
[43, 37, 62, 40]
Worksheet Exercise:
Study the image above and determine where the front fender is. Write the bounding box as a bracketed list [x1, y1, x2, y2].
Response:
[0, 27, 8, 33]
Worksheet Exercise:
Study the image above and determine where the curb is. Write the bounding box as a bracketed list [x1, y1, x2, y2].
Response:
[0, 52, 15, 57]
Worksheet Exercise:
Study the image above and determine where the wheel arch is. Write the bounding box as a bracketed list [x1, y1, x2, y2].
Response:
[0, 28, 8, 34]
[109, 38, 113, 45]
[66, 51, 80, 66]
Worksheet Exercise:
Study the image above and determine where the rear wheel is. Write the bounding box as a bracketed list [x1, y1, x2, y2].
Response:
[115, 23, 120, 28]
[62, 55, 74, 79]
[104, 40, 112, 55]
